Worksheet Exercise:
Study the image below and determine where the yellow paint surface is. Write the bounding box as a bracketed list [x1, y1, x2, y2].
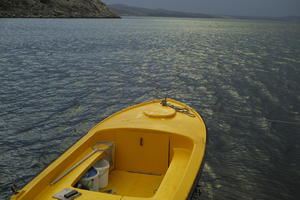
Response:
[115, 132, 169, 174]
[11, 99, 206, 200]
[100, 170, 164, 197]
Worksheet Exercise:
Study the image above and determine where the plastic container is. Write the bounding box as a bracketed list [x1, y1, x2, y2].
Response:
[78, 167, 100, 191]
[93, 159, 110, 188]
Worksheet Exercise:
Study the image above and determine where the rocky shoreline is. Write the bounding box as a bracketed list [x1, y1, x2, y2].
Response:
[0, 0, 120, 18]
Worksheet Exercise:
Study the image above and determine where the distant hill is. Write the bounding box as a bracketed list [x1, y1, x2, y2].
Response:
[279, 16, 300, 22]
[108, 4, 219, 18]
[237, 15, 300, 22]
[108, 4, 300, 22]
[0, 0, 120, 18]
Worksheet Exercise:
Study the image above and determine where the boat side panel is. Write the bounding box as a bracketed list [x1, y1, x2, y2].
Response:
[93, 128, 193, 175]
[115, 130, 169, 174]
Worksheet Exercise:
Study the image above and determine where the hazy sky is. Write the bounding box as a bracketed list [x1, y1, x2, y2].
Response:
[103, 0, 300, 17]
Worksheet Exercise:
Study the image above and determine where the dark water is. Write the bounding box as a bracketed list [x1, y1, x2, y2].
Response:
[0, 17, 299, 200]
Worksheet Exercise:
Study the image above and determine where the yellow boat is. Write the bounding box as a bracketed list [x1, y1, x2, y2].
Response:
[11, 98, 206, 200]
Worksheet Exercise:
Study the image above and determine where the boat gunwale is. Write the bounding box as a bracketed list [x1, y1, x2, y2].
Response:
[187, 117, 208, 199]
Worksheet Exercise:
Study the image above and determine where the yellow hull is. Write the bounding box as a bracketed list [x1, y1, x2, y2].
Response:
[11, 99, 206, 200]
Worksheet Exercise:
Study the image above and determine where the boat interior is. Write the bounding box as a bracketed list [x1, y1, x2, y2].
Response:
[69, 128, 194, 198]
[20, 128, 195, 200]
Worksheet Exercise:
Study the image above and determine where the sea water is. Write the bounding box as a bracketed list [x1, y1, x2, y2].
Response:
[0, 17, 299, 199]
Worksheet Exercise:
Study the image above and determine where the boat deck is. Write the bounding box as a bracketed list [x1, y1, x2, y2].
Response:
[100, 170, 164, 197]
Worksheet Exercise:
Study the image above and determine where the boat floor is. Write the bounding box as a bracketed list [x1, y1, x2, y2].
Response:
[99, 170, 164, 197]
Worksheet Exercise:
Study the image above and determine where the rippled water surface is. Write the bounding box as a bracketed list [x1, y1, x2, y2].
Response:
[0, 18, 299, 200]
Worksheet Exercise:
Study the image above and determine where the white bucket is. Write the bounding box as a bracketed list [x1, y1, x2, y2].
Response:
[93, 159, 110, 188]
[79, 167, 100, 191]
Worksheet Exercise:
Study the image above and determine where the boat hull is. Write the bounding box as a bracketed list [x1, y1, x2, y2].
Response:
[11, 99, 206, 200]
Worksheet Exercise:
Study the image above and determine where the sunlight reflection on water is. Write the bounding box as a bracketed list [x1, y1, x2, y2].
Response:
[0, 18, 299, 200]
